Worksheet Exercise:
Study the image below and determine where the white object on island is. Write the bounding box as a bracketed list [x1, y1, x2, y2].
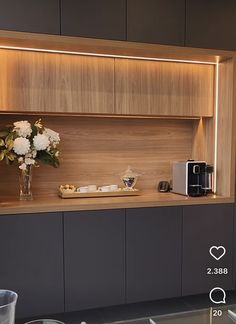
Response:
[100, 185, 112, 192]
[78, 186, 89, 193]
[87, 185, 97, 192]
[110, 184, 119, 191]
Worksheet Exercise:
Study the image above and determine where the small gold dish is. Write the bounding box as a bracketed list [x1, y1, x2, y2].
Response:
[59, 184, 76, 194]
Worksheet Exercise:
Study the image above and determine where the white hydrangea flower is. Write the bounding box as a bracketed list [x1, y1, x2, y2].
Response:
[13, 137, 30, 155]
[44, 128, 60, 144]
[25, 158, 35, 165]
[13, 120, 32, 138]
[18, 157, 24, 162]
[33, 134, 50, 151]
[19, 163, 27, 170]
[25, 152, 32, 158]
[32, 150, 37, 158]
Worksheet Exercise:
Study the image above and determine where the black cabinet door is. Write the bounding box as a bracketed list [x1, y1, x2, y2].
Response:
[126, 207, 182, 303]
[64, 209, 125, 312]
[61, 0, 126, 40]
[182, 204, 234, 296]
[0, 213, 64, 318]
[0, 0, 60, 34]
[186, 0, 236, 50]
[127, 0, 185, 46]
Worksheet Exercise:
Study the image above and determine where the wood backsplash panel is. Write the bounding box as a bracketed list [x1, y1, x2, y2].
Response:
[0, 49, 114, 114]
[0, 115, 194, 197]
[115, 58, 214, 117]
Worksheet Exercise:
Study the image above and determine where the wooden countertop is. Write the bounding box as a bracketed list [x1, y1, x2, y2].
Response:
[0, 192, 234, 215]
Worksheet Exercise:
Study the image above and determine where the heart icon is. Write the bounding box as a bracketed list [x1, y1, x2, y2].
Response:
[209, 246, 226, 261]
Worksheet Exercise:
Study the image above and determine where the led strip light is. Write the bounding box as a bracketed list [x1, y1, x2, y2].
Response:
[0, 44, 218, 65]
[0, 44, 219, 193]
[213, 62, 219, 194]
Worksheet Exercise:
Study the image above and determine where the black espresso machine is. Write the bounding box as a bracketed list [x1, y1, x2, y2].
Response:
[172, 160, 214, 197]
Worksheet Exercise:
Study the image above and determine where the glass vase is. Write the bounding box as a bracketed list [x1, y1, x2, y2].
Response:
[0, 290, 18, 324]
[19, 164, 33, 201]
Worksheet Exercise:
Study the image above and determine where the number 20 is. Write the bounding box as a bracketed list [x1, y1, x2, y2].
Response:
[213, 310, 223, 317]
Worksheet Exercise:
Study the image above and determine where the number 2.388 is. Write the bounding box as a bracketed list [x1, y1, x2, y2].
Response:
[207, 268, 228, 275]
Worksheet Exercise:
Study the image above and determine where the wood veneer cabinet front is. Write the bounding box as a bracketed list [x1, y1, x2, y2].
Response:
[127, 0, 185, 46]
[182, 204, 234, 296]
[0, 50, 114, 114]
[115, 59, 214, 117]
[64, 209, 125, 311]
[61, 0, 126, 41]
[0, 0, 60, 34]
[186, 0, 236, 51]
[0, 212, 64, 318]
[126, 206, 182, 303]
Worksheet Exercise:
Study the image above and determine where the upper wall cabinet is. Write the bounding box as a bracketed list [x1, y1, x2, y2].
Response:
[0, 0, 60, 34]
[127, 0, 185, 46]
[186, 0, 236, 51]
[0, 49, 115, 114]
[115, 59, 214, 117]
[61, 0, 126, 41]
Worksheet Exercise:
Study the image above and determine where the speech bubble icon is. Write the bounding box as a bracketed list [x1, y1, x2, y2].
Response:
[209, 287, 226, 304]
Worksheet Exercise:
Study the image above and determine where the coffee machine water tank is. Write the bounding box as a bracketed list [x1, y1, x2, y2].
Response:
[201, 164, 214, 195]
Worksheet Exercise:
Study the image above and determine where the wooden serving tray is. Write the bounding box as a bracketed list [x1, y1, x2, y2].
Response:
[58, 189, 141, 199]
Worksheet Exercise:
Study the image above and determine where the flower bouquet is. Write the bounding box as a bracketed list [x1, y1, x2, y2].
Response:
[0, 119, 60, 200]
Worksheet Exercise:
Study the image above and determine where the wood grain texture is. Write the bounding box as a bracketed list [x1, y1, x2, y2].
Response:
[0, 49, 115, 114]
[0, 193, 233, 216]
[115, 59, 214, 117]
[0, 29, 232, 63]
[217, 59, 234, 197]
[0, 115, 194, 197]
[192, 117, 214, 165]
[192, 59, 235, 198]
[0, 49, 214, 118]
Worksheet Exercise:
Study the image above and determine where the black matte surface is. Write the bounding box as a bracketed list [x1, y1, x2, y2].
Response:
[61, 0, 126, 40]
[0, 0, 60, 34]
[186, 0, 236, 50]
[0, 212, 64, 318]
[182, 204, 234, 296]
[126, 206, 182, 303]
[64, 209, 125, 311]
[127, 0, 185, 46]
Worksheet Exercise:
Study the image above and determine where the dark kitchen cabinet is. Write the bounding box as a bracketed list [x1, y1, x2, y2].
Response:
[182, 204, 234, 296]
[126, 207, 182, 303]
[61, 0, 126, 41]
[64, 209, 125, 312]
[186, 0, 236, 51]
[127, 0, 185, 46]
[0, 212, 64, 318]
[0, 0, 60, 34]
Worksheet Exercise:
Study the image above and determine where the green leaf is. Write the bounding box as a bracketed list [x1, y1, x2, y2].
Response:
[6, 152, 16, 161]
[5, 139, 14, 150]
[31, 125, 38, 138]
[0, 151, 5, 161]
[5, 133, 13, 143]
[0, 138, 5, 146]
[36, 151, 60, 168]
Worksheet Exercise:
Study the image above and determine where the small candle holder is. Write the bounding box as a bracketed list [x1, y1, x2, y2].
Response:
[121, 166, 139, 191]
